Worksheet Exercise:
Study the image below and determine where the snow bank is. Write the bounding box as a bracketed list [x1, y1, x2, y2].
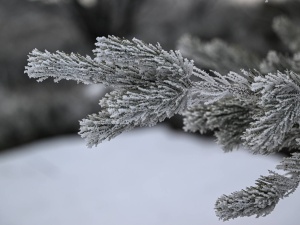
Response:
[0, 126, 299, 225]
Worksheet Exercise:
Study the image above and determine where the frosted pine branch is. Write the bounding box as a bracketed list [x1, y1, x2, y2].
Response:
[79, 111, 133, 147]
[25, 36, 194, 146]
[25, 49, 106, 84]
[183, 99, 256, 151]
[216, 153, 300, 221]
[243, 71, 300, 154]
[25, 26, 300, 220]
[190, 69, 257, 105]
[216, 171, 299, 220]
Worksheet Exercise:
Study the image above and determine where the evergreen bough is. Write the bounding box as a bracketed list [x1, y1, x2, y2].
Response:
[25, 14, 300, 221]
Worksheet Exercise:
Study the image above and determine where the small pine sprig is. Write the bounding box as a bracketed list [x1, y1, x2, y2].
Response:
[243, 71, 300, 154]
[190, 68, 257, 105]
[79, 111, 133, 147]
[216, 171, 299, 220]
[25, 36, 194, 146]
[216, 153, 300, 221]
[25, 49, 106, 84]
[183, 99, 256, 151]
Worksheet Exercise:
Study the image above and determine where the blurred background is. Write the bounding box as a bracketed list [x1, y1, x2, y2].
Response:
[1, 0, 300, 224]
[1, 0, 299, 151]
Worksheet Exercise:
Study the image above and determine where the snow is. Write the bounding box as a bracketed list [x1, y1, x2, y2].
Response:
[0, 125, 299, 225]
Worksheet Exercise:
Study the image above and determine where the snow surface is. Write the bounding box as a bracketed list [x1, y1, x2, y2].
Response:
[0, 125, 299, 225]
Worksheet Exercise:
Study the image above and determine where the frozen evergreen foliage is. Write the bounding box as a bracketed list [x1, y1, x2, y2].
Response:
[190, 69, 256, 104]
[25, 12, 300, 221]
[216, 171, 299, 220]
[244, 71, 300, 154]
[26, 36, 193, 146]
[26, 50, 105, 84]
[216, 153, 300, 220]
[183, 99, 256, 151]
